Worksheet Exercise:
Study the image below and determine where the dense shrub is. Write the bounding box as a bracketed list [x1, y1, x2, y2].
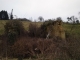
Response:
[28, 23, 41, 38]
[28, 20, 64, 39]
[66, 34, 80, 60]
[6, 30, 80, 60]
[4, 20, 25, 45]
[40, 20, 54, 38]
[7, 37, 70, 59]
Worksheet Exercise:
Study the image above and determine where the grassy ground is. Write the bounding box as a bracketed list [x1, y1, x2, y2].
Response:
[63, 23, 80, 37]
[0, 20, 42, 35]
[0, 20, 80, 36]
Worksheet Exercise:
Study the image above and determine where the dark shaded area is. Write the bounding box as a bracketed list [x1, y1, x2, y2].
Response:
[0, 10, 9, 20]
[10, 9, 13, 20]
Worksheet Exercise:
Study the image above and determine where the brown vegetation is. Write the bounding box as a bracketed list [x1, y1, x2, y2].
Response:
[8, 37, 69, 59]
[0, 20, 80, 60]
[41, 19, 65, 40]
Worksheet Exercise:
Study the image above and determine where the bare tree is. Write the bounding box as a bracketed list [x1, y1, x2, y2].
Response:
[10, 9, 13, 20]
[38, 16, 44, 22]
[67, 16, 78, 31]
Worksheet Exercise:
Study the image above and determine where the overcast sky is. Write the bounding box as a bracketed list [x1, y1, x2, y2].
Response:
[0, 0, 80, 21]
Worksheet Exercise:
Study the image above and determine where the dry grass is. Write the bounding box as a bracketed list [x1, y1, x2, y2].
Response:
[22, 21, 42, 31]
[1, 58, 45, 60]
[0, 20, 7, 35]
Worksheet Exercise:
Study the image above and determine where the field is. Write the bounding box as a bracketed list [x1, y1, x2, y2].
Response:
[0, 20, 42, 35]
[0, 20, 80, 36]
[63, 23, 80, 37]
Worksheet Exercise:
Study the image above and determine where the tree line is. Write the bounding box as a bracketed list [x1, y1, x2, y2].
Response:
[0, 10, 13, 20]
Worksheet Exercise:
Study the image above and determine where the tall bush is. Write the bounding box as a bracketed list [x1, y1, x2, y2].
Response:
[4, 20, 25, 45]
[28, 23, 41, 38]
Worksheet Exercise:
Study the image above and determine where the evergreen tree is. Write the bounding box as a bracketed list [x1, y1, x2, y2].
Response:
[0, 10, 9, 20]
